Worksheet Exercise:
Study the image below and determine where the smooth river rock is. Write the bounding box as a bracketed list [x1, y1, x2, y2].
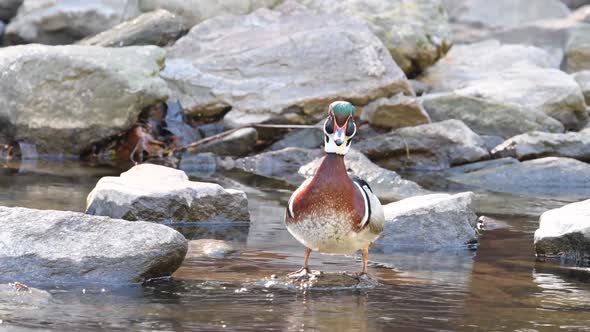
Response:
[450, 157, 590, 199]
[0, 44, 169, 155]
[492, 129, 590, 161]
[355, 120, 489, 171]
[360, 94, 431, 130]
[4, 0, 140, 45]
[0, 206, 188, 284]
[535, 199, 590, 266]
[373, 192, 478, 252]
[299, 149, 428, 202]
[565, 23, 590, 72]
[79, 9, 188, 47]
[573, 70, 590, 104]
[299, 0, 452, 76]
[86, 164, 250, 223]
[161, 5, 412, 126]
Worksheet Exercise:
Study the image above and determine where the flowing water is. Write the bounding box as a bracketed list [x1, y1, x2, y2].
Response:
[0, 160, 589, 331]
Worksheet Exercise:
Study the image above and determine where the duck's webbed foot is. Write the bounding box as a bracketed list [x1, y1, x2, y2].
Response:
[287, 267, 314, 280]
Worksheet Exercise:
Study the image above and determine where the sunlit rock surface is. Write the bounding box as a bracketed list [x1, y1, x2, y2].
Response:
[566, 23, 590, 72]
[535, 199, 590, 266]
[79, 9, 187, 47]
[492, 129, 590, 161]
[572, 70, 590, 104]
[299, 0, 452, 76]
[161, 4, 412, 125]
[0, 206, 188, 283]
[0, 44, 169, 155]
[355, 120, 489, 171]
[373, 192, 478, 252]
[4, 0, 140, 45]
[86, 164, 250, 223]
[361, 94, 431, 130]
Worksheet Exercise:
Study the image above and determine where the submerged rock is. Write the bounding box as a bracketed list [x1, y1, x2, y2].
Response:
[450, 157, 590, 199]
[0, 283, 51, 306]
[422, 92, 564, 138]
[299, 149, 428, 202]
[535, 199, 590, 266]
[0, 206, 188, 283]
[573, 70, 590, 104]
[79, 9, 188, 47]
[189, 239, 238, 258]
[4, 0, 140, 45]
[492, 129, 590, 161]
[566, 23, 590, 72]
[373, 192, 478, 252]
[355, 120, 489, 171]
[299, 0, 452, 76]
[86, 164, 250, 223]
[162, 5, 412, 125]
[361, 94, 431, 130]
[0, 44, 169, 156]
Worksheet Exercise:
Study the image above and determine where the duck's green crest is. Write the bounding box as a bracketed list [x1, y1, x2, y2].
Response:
[329, 101, 355, 116]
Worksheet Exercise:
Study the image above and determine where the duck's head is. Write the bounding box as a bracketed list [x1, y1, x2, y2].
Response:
[323, 101, 356, 155]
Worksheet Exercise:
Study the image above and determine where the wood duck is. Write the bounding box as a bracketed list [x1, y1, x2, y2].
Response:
[285, 101, 385, 278]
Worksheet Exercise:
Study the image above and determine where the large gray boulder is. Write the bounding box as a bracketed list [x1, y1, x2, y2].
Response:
[86, 164, 250, 223]
[573, 70, 590, 104]
[535, 199, 590, 266]
[420, 41, 588, 130]
[451, 157, 590, 199]
[79, 9, 188, 47]
[268, 127, 324, 151]
[0, 0, 22, 21]
[138, 0, 280, 26]
[492, 129, 590, 161]
[355, 120, 490, 171]
[361, 94, 431, 130]
[4, 0, 141, 45]
[372, 192, 478, 252]
[161, 5, 412, 126]
[299, 0, 452, 76]
[299, 149, 429, 202]
[0, 44, 169, 155]
[0, 206, 188, 283]
[422, 92, 564, 138]
[566, 24, 590, 72]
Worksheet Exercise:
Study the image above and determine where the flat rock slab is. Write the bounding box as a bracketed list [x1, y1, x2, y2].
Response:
[86, 164, 250, 223]
[450, 157, 590, 199]
[0, 44, 169, 155]
[355, 119, 489, 171]
[161, 5, 411, 125]
[492, 129, 590, 161]
[535, 199, 590, 266]
[373, 192, 478, 252]
[0, 206, 188, 284]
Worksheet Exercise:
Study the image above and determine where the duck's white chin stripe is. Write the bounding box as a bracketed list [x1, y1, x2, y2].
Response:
[353, 181, 369, 228]
[324, 138, 350, 155]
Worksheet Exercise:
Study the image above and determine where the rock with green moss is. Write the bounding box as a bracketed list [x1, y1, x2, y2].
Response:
[535, 199, 590, 266]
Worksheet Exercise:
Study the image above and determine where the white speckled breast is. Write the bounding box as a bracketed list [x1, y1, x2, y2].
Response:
[286, 208, 379, 254]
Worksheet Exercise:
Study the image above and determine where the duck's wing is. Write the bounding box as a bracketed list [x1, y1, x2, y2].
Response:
[352, 177, 385, 235]
[286, 178, 312, 221]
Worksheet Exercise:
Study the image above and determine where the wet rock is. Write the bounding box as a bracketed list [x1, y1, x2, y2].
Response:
[86, 163, 250, 223]
[450, 157, 590, 199]
[299, 0, 452, 76]
[444, 157, 520, 176]
[535, 199, 590, 266]
[189, 239, 238, 258]
[268, 127, 324, 151]
[0, 19, 4, 40]
[138, 0, 279, 26]
[422, 92, 564, 138]
[573, 70, 590, 104]
[420, 41, 588, 130]
[480, 135, 506, 152]
[299, 149, 429, 202]
[194, 128, 258, 157]
[355, 120, 489, 171]
[373, 192, 478, 252]
[360, 94, 431, 130]
[491, 129, 590, 161]
[4, 0, 140, 45]
[163, 100, 202, 147]
[161, 5, 412, 125]
[565, 23, 590, 72]
[0, 0, 22, 21]
[0, 44, 169, 156]
[0, 283, 51, 306]
[0, 206, 188, 284]
[233, 147, 322, 185]
[445, 0, 570, 30]
[79, 9, 188, 47]
[178, 152, 218, 177]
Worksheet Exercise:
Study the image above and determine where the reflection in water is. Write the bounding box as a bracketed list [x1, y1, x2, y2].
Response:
[0, 161, 589, 331]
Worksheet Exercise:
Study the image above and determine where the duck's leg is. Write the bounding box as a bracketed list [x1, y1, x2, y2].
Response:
[288, 247, 313, 279]
[360, 247, 369, 277]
